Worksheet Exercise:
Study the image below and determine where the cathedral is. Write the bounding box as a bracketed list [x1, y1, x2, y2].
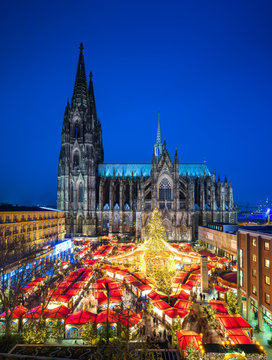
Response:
[57, 44, 237, 241]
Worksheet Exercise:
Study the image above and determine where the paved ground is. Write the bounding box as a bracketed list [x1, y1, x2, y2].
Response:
[250, 318, 272, 358]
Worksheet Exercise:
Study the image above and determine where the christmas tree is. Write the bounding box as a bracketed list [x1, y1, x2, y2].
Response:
[144, 208, 168, 254]
[227, 289, 239, 314]
[144, 209, 176, 294]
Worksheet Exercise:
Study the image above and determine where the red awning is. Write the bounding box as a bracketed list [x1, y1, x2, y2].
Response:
[151, 300, 171, 311]
[65, 309, 96, 324]
[46, 305, 71, 319]
[214, 314, 252, 330]
[214, 285, 228, 292]
[176, 330, 201, 351]
[119, 309, 142, 326]
[164, 308, 188, 319]
[171, 290, 189, 300]
[174, 300, 192, 310]
[148, 290, 168, 301]
[210, 302, 228, 314]
[0, 304, 28, 319]
[98, 297, 122, 305]
[96, 309, 118, 323]
[65, 288, 81, 296]
[24, 306, 48, 319]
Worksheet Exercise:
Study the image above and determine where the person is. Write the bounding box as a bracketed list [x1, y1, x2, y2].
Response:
[163, 329, 167, 339]
[203, 294, 205, 301]
[200, 293, 203, 301]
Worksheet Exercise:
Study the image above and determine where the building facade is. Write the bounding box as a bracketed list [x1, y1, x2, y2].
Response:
[57, 44, 236, 241]
[198, 223, 238, 259]
[0, 205, 66, 263]
[238, 228, 272, 331]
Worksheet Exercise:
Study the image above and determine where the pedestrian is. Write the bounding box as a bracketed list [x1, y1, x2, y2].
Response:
[200, 293, 203, 301]
[203, 294, 205, 301]
[163, 329, 167, 339]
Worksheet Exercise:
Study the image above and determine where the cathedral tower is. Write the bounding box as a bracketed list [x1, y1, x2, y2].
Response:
[57, 44, 103, 235]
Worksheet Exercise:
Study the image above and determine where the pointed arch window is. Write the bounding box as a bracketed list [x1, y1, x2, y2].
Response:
[70, 183, 74, 202]
[73, 151, 80, 169]
[74, 123, 79, 138]
[79, 183, 84, 203]
[159, 178, 171, 201]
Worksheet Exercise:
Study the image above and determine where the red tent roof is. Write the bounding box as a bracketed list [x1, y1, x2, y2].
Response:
[148, 290, 168, 301]
[57, 282, 72, 289]
[65, 288, 81, 296]
[176, 331, 201, 351]
[119, 309, 142, 326]
[171, 290, 190, 300]
[98, 297, 122, 305]
[96, 309, 118, 323]
[164, 308, 188, 319]
[71, 282, 85, 289]
[65, 309, 96, 324]
[21, 285, 34, 294]
[174, 300, 192, 310]
[151, 300, 171, 311]
[214, 285, 228, 292]
[107, 282, 122, 290]
[229, 335, 252, 344]
[109, 289, 124, 297]
[214, 314, 252, 330]
[92, 283, 105, 290]
[131, 281, 152, 291]
[209, 301, 228, 314]
[50, 294, 73, 302]
[97, 277, 114, 284]
[24, 306, 48, 319]
[46, 305, 71, 319]
[0, 304, 28, 319]
[180, 284, 193, 291]
[93, 291, 107, 300]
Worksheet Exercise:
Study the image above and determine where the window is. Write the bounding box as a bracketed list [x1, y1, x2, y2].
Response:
[265, 276, 270, 285]
[79, 183, 84, 203]
[265, 293, 270, 305]
[265, 259, 270, 268]
[252, 238, 257, 246]
[265, 242, 270, 250]
[159, 178, 171, 201]
[239, 249, 243, 268]
[73, 150, 80, 169]
[252, 285, 257, 295]
[252, 269, 257, 277]
[252, 254, 257, 262]
[239, 270, 243, 287]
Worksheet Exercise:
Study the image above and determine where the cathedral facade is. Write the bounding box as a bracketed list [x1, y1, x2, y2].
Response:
[57, 45, 237, 241]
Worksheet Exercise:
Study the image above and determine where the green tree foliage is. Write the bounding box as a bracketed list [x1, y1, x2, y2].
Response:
[51, 320, 64, 341]
[81, 321, 98, 344]
[23, 320, 48, 344]
[227, 289, 239, 314]
[185, 343, 200, 360]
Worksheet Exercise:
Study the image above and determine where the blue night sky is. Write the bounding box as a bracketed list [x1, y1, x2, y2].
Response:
[0, 0, 271, 208]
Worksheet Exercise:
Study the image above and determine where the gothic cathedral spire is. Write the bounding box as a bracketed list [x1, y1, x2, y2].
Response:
[72, 43, 88, 108]
[154, 112, 163, 161]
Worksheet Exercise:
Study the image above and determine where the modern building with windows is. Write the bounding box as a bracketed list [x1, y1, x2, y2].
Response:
[198, 223, 238, 260]
[57, 44, 236, 240]
[238, 227, 272, 331]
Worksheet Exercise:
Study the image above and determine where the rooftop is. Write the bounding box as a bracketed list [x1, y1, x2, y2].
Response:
[0, 204, 59, 212]
[98, 163, 211, 177]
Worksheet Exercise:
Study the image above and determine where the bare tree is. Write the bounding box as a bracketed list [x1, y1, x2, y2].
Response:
[0, 242, 61, 337]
